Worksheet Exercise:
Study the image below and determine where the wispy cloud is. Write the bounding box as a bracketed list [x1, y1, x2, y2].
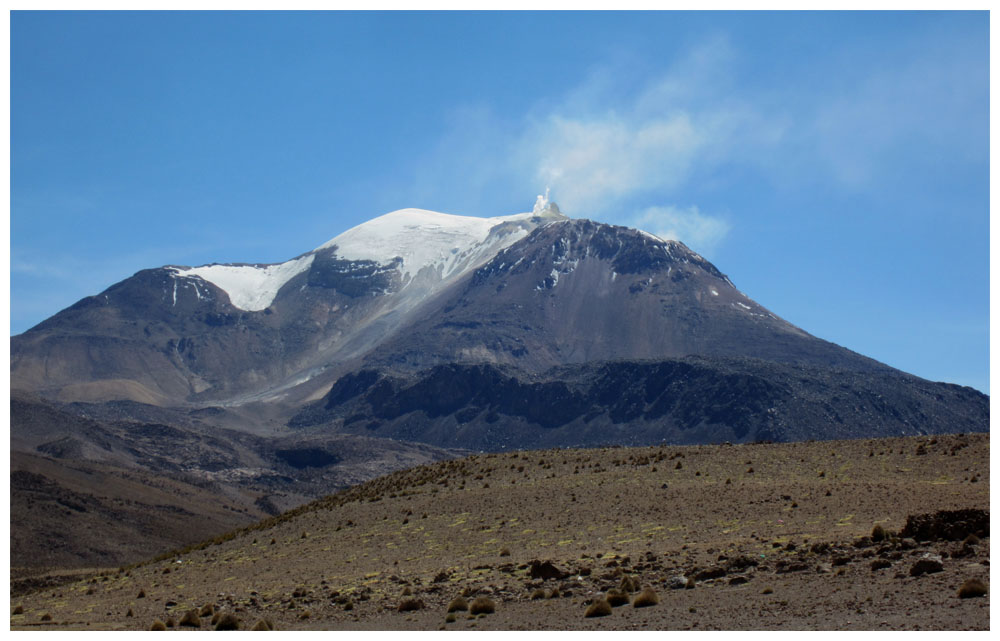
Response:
[409, 29, 984, 254]
[632, 205, 731, 256]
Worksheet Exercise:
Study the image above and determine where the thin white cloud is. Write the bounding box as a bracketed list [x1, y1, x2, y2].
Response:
[632, 205, 731, 256]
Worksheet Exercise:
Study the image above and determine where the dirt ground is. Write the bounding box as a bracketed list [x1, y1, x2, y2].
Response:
[9, 433, 989, 630]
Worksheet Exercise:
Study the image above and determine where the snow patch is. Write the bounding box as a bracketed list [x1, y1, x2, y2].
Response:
[318, 206, 562, 287]
[170, 253, 314, 312]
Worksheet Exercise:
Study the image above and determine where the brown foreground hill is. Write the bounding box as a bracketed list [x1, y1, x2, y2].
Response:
[10, 433, 989, 631]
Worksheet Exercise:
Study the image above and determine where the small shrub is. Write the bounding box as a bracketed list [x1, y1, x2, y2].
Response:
[957, 578, 988, 599]
[963, 534, 981, 546]
[547, 587, 560, 599]
[137, 589, 146, 599]
[401, 586, 412, 596]
[469, 597, 495, 615]
[445, 613, 457, 623]
[126, 608, 134, 618]
[632, 588, 659, 608]
[606, 589, 629, 607]
[199, 603, 215, 617]
[179, 609, 201, 628]
[211, 612, 222, 625]
[619, 575, 640, 593]
[499, 548, 511, 557]
[344, 601, 354, 611]
[398, 598, 424, 612]
[150, 620, 167, 631]
[165, 618, 176, 628]
[215, 613, 240, 630]
[447, 596, 468, 612]
[250, 618, 273, 630]
[40, 613, 52, 622]
[871, 524, 887, 542]
[531, 588, 546, 600]
[12, 605, 23, 615]
[584, 599, 612, 618]
[761, 587, 774, 595]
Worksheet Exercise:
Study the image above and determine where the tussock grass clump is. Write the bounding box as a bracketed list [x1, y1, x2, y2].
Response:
[447, 597, 468, 612]
[215, 613, 240, 630]
[531, 588, 547, 600]
[957, 578, 988, 599]
[12, 605, 23, 615]
[619, 575, 640, 593]
[40, 613, 52, 622]
[445, 613, 457, 623]
[605, 589, 630, 607]
[963, 534, 981, 546]
[199, 603, 215, 617]
[165, 618, 176, 628]
[211, 612, 222, 625]
[398, 598, 424, 612]
[584, 599, 612, 618]
[632, 588, 659, 608]
[179, 609, 201, 628]
[871, 524, 888, 542]
[136, 589, 146, 599]
[149, 620, 167, 631]
[251, 618, 273, 630]
[469, 597, 495, 615]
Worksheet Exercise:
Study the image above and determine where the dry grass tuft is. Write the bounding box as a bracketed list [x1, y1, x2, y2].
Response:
[632, 587, 659, 608]
[957, 578, 988, 599]
[199, 603, 215, 617]
[531, 588, 547, 600]
[149, 620, 167, 631]
[871, 524, 888, 542]
[447, 596, 469, 612]
[250, 618, 273, 631]
[584, 599, 612, 618]
[215, 613, 240, 631]
[397, 598, 425, 612]
[179, 609, 201, 628]
[619, 575, 640, 593]
[469, 597, 495, 615]
[605, 589, 629, 607]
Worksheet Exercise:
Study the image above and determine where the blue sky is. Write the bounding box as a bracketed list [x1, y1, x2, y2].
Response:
[10, 10, 990, 392]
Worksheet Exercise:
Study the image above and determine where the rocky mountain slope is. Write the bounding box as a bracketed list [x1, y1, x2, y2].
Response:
[10, 391, 461, 568]
[9, 196, 988, 570]
[289, 357, 988, 451]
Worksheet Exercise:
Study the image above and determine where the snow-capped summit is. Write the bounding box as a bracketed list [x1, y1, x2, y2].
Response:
[166, 201, 568, 313]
